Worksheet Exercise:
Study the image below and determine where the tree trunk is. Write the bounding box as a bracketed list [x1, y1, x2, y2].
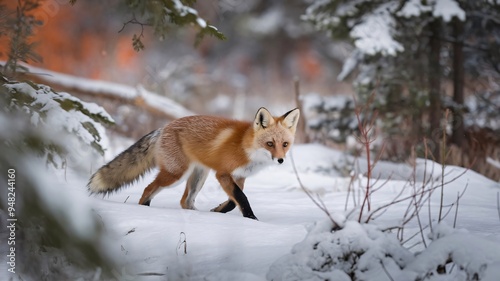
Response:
[428, 19, 443, 159]
[294, 77, 309, 143]
[451, 18, 465, 147]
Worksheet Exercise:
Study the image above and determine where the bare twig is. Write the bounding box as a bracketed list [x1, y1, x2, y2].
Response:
[424, 138, 433, 233]
[441, 183, 468, 223]
[353, 92, 383, 222]
[367, 180, 410, 222]
[344, 172, 356, 211]
[118, 14, 152, 51]
[368, 181, 441, 223]
[118, 14, 151, 35]
[369, 173, 392, 194]
[401, 224, 430, 246]
[497, 192, 500, 222]
[453, 191, 460, 228]
[410, 146, 427, 247]
[379, 259, 395, 281]
[438, 111, 448, 223]
[290, 151, 341, 229]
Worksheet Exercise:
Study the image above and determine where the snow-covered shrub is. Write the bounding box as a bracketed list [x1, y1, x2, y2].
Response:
[0, 76, 113, 167]
[268, 219, 500, 281]
[400, 224, 500, 281]
[267, 219, 413, 281]
[464, 91, 500, 132]
[303, 93, 357, 145]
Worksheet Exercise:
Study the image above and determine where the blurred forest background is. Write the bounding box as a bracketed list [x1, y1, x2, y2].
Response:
[1, 1, 500, 279]
[1, 0, 499, 177]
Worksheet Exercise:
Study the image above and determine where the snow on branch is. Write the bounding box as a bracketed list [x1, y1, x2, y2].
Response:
[350, 3, 403, 56]
[487, 157, 500, 170]
[1, 76, 113, 167]
[305, 0, 466, 57]
[25, 65, 194, 120]
[398, 0, 466, 22]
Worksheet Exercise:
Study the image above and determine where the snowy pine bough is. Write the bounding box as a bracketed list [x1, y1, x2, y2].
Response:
[303, 0, 466, 57]
[1, 76, 113, 167]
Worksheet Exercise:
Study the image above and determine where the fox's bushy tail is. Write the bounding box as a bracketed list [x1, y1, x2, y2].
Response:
[88, 129, 161, 195]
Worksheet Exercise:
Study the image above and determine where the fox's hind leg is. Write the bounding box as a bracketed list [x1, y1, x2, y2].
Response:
[140, 131, 190, 206]
[180, 166, 209, 210]
[139, 168, 184, 206]
[211, 177, 245, 213]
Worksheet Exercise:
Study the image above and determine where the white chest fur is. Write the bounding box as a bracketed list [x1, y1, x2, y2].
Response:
[231, 148, 274, 179]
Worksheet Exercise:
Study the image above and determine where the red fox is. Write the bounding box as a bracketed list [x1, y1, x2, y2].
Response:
[88, 107, 300, 219]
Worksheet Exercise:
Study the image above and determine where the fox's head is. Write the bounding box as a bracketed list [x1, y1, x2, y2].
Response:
[251, 107, 300, 165]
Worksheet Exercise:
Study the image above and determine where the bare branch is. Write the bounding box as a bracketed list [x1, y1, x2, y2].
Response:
[453, 192, 460, 228]
[290, 151, 342, 229]
[379, 259, 395, 281]
[497, 192, 500, 222]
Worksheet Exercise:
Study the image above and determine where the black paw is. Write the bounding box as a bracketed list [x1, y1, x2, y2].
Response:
[211, 200, 236, 213]
[141, 200, 151, 206]
[245, 214, 259, 220]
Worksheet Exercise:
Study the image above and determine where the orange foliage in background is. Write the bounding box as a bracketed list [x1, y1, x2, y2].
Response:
[1, 0, 141, 81]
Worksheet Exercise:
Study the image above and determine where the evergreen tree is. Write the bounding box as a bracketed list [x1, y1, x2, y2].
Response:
[304, 0, 500, 161]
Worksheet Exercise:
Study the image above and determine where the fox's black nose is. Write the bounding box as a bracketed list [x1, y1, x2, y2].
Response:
[278, 158, 284, 164]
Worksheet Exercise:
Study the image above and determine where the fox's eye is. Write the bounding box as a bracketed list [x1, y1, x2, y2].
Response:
[266, 141, 274, 147]
[283, 142, 288, 147]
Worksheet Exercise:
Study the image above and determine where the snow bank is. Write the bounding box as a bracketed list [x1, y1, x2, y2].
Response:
[268, 220, 500, 281]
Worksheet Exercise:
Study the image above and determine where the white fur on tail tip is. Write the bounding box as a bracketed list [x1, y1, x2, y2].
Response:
[88, 172, 107, 193]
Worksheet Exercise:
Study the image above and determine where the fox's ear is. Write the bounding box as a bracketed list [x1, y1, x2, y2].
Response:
[254, 107, 275, 130]
[281, 108, 300, 132]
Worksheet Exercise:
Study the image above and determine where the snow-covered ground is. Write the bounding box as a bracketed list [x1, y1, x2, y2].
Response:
[31, 140, 499, 280]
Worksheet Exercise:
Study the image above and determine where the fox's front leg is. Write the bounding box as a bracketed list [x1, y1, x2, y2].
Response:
[211, 177, 245, 213]
[215, 173, 257, 220]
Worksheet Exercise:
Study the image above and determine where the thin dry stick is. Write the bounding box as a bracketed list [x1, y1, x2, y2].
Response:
[379, 259, 395, 281]
[290, 150, 340, 228]
[366, 179, 405, 223]
[442, 183, 468, 222]
[368, 179, 445, 222]
[438, 109, 458, 223]
[344, 173, 356, 211]
[401, 224, 430, 246]
[424, 138, 434, 233]
[366, 180, 412, 222]
[438, 111, 449, 223]
[453, 191, 460, 228]
[414, 195, 428, 247]
[355, 104, 379, 222]
[369, 173, 392, 194]
[497, 192, 500, 222]
[410, 146, 427, 247]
